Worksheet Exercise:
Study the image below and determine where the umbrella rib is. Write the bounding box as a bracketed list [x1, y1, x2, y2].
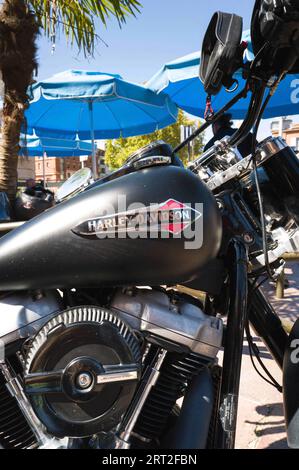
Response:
[102, 101, 123, 136]
[128, 100, 161, 126]
[30, 101, 58, 132]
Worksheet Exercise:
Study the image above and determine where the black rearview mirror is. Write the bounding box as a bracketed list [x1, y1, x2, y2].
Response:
[199, 11, 243, 96]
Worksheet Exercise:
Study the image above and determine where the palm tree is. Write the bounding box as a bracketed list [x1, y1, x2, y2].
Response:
[0, 0, 141, 202]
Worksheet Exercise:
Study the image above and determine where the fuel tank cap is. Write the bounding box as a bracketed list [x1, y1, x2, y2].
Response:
[125, 140, 173, 169]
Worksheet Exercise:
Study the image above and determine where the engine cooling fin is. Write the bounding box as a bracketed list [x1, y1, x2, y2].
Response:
[0, 370, 37, 449]
[24, 306, 141, 438]
[133, 351, 210, 441]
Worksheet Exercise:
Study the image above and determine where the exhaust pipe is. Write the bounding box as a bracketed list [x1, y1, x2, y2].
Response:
[166, 367, 214, 449]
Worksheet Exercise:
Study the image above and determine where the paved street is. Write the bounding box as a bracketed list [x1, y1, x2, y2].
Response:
[235, 262, 299, 449]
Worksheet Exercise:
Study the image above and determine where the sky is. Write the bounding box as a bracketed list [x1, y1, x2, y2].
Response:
[37, 0, 253, 83]
[35, 0, 298, 142]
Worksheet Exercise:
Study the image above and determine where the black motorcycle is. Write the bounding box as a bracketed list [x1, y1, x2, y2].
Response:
[0, 0, 299, 450]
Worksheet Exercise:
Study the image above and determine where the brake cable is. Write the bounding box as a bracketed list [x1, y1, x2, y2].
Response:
[246, 273, 282, 392]
[245, 77, 284, 390]
[250, 76, 283, 283]
[245, 320, 283, 393]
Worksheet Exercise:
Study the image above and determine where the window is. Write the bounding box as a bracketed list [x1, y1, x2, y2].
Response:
[271, 121, 279, 132]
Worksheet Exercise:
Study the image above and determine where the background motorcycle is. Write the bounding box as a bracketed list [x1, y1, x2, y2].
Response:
[0, 0, 299, 450]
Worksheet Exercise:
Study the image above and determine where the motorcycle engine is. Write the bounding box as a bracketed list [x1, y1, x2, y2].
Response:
[0, 288, 223, 449]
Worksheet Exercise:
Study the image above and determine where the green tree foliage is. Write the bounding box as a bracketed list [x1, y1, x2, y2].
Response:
[105, 110, 204, 170]
[29, 0, 141, 56]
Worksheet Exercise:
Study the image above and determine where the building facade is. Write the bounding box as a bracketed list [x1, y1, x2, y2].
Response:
[35, 156, 64, 185]
[271, 118, 299, 151]
[35, 149, 106, 193]
[17, 156, 35, 182]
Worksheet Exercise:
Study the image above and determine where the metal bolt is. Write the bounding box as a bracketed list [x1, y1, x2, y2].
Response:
[217, 200, 224, 211]
[76, 372, 93, 389]
[243, 232, 254, 244]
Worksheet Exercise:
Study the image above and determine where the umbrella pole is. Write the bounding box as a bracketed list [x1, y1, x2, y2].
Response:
[89, 101, 98, 179]
[42, 151, 46, 186]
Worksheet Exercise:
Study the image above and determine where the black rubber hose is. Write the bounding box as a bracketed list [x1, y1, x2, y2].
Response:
[227, 82, 266, 149]
[167, 367, 214, 449]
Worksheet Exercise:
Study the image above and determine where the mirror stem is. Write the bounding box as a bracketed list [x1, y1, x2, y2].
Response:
[173, 84, 249, 155]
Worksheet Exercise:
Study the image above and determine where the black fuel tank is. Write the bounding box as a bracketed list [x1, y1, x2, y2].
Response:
[0, 166, 222, 291]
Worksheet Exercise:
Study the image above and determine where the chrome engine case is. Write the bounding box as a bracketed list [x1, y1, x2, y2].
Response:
[111, 288, 223, 359]
[0, 290, 63, 346]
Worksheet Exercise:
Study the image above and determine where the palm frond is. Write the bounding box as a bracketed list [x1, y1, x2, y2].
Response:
[27, 0, 141, 56]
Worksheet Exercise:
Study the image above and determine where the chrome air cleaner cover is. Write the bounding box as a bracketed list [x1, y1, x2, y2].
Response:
[24, 306, 141, 438]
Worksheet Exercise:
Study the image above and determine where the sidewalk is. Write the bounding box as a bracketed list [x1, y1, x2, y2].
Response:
[235, 262, 299, 449]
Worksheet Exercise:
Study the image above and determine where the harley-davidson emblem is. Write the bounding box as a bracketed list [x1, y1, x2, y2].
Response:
[72, 199, 202, 238]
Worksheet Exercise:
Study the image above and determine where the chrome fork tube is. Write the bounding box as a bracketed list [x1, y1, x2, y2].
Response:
[0, 361, 68, 448]
[115, 347, 167, 449]
[0, 361, 46, 445]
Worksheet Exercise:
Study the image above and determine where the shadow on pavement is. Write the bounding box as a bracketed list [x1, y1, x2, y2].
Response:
[246, 402, 288, 449]
[242, 341, 273, 360]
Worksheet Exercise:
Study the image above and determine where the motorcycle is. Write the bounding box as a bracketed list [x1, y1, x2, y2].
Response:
[1, 0, 299, 450]
[0, 182, 55, 229]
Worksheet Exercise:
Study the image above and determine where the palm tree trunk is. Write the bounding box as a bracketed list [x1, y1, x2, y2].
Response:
[0, 0, 39, 204]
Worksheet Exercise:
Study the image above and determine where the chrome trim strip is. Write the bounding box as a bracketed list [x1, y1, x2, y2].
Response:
[97, 364, 138, 384]
[132, 155, 172, 170]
